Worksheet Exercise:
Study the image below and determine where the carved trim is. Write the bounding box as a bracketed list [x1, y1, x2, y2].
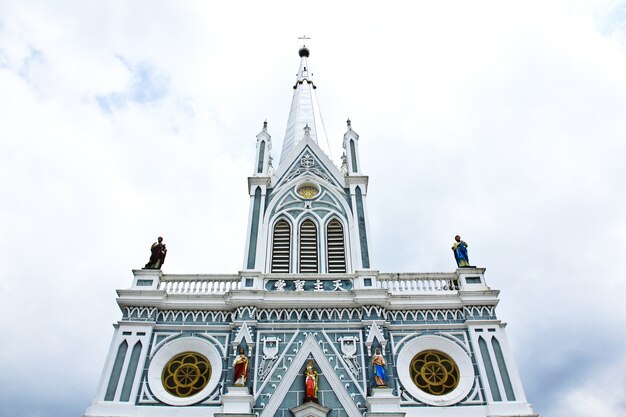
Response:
[120, 305, 496, 324]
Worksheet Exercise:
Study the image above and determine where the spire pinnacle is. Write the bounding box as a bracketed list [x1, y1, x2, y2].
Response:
[280, 44, 333, 164]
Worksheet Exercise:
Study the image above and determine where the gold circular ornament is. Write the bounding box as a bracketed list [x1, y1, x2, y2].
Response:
[162, 352, 211, 398]
[410, 350, 459, 395]
[297, 186, 319, 199]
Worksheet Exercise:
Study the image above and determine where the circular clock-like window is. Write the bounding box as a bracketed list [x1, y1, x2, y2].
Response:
[162, 352, 211, 397]
[148, 337, 222, 406]
[410, 350, 459, 395]
[297, 185, 319, 199]
[396, 335, 474, 406]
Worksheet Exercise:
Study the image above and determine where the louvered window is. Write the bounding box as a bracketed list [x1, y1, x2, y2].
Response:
[271, 220, 291, 273]
[299, 220, 318, 273]
[326, 220, 346, 273]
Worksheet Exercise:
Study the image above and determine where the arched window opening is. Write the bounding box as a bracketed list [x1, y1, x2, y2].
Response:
[271, 220, 291, 273]
[299, 220, 318, 273]
[326, 220, 346, 273]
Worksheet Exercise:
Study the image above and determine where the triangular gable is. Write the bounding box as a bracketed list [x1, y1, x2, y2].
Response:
[259, 334, 361, 417]
[365, 322, 388, 356]
[232, 322, 254, 354]
[273, 135, 345, 189]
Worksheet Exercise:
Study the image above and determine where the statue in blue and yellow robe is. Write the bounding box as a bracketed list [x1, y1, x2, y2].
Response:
[372, 348, 387, 387]
[452, 235, 469, 267]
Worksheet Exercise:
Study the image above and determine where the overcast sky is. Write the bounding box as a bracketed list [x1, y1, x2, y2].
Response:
[1, 1, 625, 416]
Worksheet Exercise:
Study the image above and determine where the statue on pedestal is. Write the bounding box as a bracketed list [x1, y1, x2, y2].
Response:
[372, 348, 387, 387]
[304, 359, 319, 402]
[233, 347, 249, 386]
[144, 236, 167, 269]
[452, 235, 470, 267]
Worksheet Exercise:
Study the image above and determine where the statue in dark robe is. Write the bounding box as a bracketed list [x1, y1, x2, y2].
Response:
[144, 236, 167, 269]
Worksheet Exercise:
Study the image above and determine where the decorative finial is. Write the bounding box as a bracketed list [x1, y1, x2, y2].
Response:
[340, 152, 348, 175]
[263, 119, 267, 130]
[303, 124, 311, 136]
[298, 35, 311, 57]
[347, 118, 351, 128]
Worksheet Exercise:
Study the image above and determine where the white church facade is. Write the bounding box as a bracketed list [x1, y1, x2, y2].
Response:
[84, 46, 537, 417]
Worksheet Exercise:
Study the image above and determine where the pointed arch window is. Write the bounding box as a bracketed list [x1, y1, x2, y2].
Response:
[326, 219, 346, 273]
[271, 220, 291, 273]
[478, 336, 502, 401]
[105, 340, 128, 401]
[299, 219, 318, 273]
[491, 338, 516, 401]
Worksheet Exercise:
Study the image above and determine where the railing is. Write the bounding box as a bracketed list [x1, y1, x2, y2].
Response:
[377, 273, 459, 293]
[159, 274, 241, 294]
[155, 273, 460, 294]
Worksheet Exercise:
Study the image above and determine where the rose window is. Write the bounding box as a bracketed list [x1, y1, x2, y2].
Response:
[297, 186, 319, 199]
[410, 350, 459, 395]
[161, 352, 211, 397]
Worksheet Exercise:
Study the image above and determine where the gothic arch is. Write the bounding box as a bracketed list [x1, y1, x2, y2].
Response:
[325, 216, 347, 273]
[269, 217, 294, 273]
[298, 217, 319, 273]
[262, 179, 355, 273]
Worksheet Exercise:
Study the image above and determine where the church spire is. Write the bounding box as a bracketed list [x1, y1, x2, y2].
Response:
[279, 45, 332, 164]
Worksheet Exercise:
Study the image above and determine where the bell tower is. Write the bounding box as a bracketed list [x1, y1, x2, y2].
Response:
[243, 45, 372, 274]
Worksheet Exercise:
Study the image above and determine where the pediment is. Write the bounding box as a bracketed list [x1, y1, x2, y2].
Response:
[259, 335, 361, 417]
[273, 136, 345, 190]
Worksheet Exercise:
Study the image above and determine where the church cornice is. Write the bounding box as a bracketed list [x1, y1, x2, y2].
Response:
[248, 175, 271, 188]
[118, 305, 498, 325]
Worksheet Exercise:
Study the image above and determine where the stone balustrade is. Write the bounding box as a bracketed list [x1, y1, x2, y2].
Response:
[159, 274, 241, 294]
[153, 272, 463, 295]
[376, 273, 459, 293]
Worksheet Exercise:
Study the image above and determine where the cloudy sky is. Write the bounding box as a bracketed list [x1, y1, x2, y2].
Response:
[1, 1, 626, 416]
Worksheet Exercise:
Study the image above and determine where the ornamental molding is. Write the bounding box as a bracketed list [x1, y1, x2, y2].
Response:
[156, 310, 234, 323]
[257, 336, 281, 382]
[257, 307, 362, 322]
[121, 306, 496, 324]
[285, 153, 333, 184]
[286, 167, 333, 185]
[123, 306, 157, 320]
